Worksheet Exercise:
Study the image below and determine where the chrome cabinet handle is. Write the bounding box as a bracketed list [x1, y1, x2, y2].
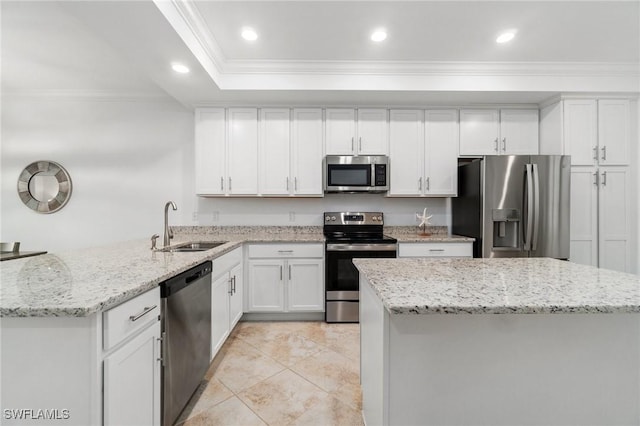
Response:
[294, 177, 298, 191]
[232, 276, 236, 294]
[280, 266, 283, 281]
[601, 171, 607, 186]
[156, 336, 163, 363]
[593, 172, 599, 186]
[289, 265, 292, 280]
[426, 177, 430, 191]
[159, 332, 166, 366]
[429, 249, 445, 252]
[229, 177, 232, 191]
[221, 177, 224, 191]
[418, 177, 422, 191]
[129, 305, 157, 322]
[593, 147, 598, 161]
[601, 146, 607, 161]
[494, 138, 499, 152]
[228, 276, 233, 295]
[359, 137, 362, 152]
[286, 177, 290, 191]
[502, 137, 506, 152]
[351, 137, 354, 152]
[278, 250, 294, 253]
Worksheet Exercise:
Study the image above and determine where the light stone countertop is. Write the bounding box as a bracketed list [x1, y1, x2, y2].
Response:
[0, 226, 474, 318]
[354, 257, 640, 315]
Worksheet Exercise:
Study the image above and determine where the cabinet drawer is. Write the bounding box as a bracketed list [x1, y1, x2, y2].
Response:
[103, 287, 160, 351]
[248, 243, 323, 259]
[399, 242, 473, 258]
[212, 247, 242, 279]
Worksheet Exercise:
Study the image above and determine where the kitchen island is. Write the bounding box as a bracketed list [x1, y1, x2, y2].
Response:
[355, 257, 640, 426]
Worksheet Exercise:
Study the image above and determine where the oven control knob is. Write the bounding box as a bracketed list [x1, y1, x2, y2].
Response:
[325, 216, 330, 221]
[377, 216, 383, 221]
[331, 216, 336, 221]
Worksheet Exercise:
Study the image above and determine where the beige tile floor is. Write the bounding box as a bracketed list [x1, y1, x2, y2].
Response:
[175, 321, 364, 426]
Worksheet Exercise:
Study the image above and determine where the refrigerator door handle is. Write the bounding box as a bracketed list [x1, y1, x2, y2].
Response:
[531, 164, 540, 251]
[523, 164, 534, 251]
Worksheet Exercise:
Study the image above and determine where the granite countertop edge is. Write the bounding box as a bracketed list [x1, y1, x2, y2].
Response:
[355, 257, 640, 316]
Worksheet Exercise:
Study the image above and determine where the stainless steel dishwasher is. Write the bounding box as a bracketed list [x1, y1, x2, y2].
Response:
[160, 261, 212, 426]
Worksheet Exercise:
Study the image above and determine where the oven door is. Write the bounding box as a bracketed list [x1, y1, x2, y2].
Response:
[325, 243, 396, 322]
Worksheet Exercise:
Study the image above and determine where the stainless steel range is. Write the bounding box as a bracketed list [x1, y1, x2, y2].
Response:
[323, 212, 397, 323]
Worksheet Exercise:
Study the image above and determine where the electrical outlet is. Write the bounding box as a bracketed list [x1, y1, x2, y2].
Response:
[289, 212, 296, 222]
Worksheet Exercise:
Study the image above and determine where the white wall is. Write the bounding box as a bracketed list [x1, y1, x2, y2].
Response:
[193, 195, 449, 228]
[1, 95, 195, 252]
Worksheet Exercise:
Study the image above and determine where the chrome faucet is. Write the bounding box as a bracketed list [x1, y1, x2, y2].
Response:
[164, 201, 177, 247]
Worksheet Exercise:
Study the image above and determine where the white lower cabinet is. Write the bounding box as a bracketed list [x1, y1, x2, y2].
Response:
[570, 166, 631, 272]
[246, 244, 324, 313]
[211, 247, 243, 358]
[103, 287, 161, 426]
[399, 242, 473, 258]
[103, 321, 161, 426]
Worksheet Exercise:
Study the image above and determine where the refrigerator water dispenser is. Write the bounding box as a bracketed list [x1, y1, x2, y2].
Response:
[492, 209, 520, 249]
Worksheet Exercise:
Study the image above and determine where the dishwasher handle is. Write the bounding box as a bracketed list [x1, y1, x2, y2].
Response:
[161, 261, 212, 298]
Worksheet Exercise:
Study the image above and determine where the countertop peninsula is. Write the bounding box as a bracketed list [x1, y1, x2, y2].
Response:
[0, 226, 473, 318]
[354, 257, 640, 315]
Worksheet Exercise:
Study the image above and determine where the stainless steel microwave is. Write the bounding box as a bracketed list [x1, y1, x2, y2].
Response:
[323, 155, 389, 193]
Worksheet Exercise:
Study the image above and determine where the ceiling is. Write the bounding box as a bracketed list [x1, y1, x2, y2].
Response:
[2, 1, 639, 108]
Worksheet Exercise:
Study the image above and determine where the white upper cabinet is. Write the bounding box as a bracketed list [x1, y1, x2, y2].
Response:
[291, 108, 323, 196]
[459, 109, 539, 156]
[195, 108, 226, 195]
[388, 110, 458, 197]
[325, 108, 388, 155]
[389, 110, 424, 196]
[598, 100, 630, 166]
[227, 108, 259, 195]
[260, 108, 323, 196]
[563, 99, 630, 166]
[424, 110, 459, 196]
[259, 108, 291, 195]
[499, 109, 539, 155]
[563, 100, 598, 165]
[357, 109, 389, 155]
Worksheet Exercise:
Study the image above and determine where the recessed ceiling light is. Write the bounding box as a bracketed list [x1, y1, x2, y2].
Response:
[496, 30, 516, 44]
[241, 27, 258, 41]
[371, 29, 387, 42]
[171, 62, 190, 74]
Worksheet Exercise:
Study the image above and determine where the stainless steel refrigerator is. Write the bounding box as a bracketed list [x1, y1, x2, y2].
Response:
[452, 155, 570, 259]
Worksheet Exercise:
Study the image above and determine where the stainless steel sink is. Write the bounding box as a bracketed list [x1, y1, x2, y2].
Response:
[160, 241, 227, 252]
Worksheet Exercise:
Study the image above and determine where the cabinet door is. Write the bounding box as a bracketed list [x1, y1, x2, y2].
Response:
[325, 108, 356, 155]
[287, 259, 324, 311]
[388, 110, 424, 196]
[211, 273, 231, 359]
[357, 108, 389, 155]
[563, 100, 597, 166]
[598, 167, 630, 273]
[292, 108, 323, 195]
[425, 110, 458, 196]
[229, 263, 243, 328]
[598, 100, 630, 166]
[104, 321, 161, 426]
[459, 109, 500, 155]
[247, 260, 285, 312]
[569, 167, 598, 267]
[227, 108, 258, 194]
[500, 109, 539, 155]
[195, 108, 226, 195]
[259, 108, 291, 195]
